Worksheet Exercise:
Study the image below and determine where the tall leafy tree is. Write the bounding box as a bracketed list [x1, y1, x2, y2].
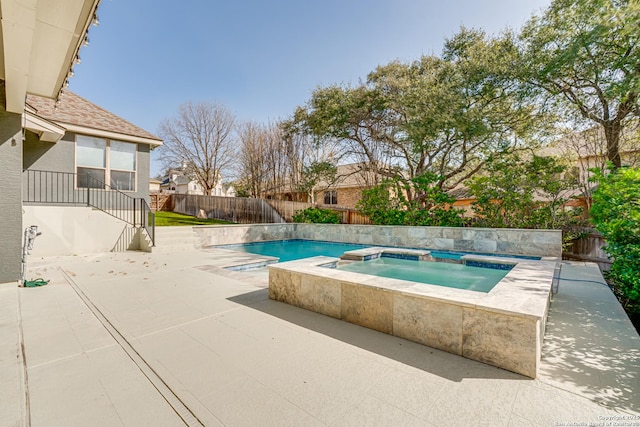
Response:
[519, 0, 640, 168]
[468, 153, 582, 229]
[356, 173, 465, 227]
[294, 28, 545, 203]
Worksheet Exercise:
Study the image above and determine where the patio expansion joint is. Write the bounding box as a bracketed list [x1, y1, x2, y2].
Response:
[16, 289, 31, 427]
[58, 267, 207, 427]
[27, 343, 119, 370]
[134, 306, 245, 340]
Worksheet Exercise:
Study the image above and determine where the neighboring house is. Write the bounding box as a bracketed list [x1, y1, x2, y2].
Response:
[312, 163, 382, 208]
[543, 126, 639, 186]
[446, 129, 640, 217]
[527, 127, 639, 212]
[149, 178, 162, 193]
[214, 182, 237, 197]
[1, 0, 103, 284]
[160, 169, 236, 197]
[160, 171, 204, 195]
[448, 187, 476, 218]
[314, 163, 381, 209]
[21, 91, 162, 259]
[267, 163, 383, 208]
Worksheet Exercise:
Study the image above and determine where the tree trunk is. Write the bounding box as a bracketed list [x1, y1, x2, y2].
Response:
[603, 121, 622, 168]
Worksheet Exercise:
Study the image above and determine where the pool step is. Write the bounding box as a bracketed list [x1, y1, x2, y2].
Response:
[341, 247, 431, 261]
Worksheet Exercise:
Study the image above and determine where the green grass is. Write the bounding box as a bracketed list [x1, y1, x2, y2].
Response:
[153, 211, 234, 226]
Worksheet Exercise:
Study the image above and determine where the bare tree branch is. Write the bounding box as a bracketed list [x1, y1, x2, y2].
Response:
[157, 101, 237, 195]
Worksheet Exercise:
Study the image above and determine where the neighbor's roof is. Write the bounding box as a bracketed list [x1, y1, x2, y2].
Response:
[26, 91, 162, 146]
[448, 186, 474, 200]
[541, 123, 640, 160]
[174, 176, 193, 185]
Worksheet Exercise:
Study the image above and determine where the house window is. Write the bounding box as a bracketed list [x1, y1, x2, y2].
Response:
[76, 136, 137, 191]
[324, 190, 338, 205]
[76, 136, 106, 189]
[109, 140, 136, 191]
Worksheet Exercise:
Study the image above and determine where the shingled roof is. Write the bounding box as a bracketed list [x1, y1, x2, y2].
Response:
[26, 91, 162, 145]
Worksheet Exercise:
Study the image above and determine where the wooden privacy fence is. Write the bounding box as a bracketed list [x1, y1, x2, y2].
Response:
[169, 194, 372, 224]
[172, 194, 286, 224]
[265, 199, 372, 224]
[563, 232, 611, 271]
[264, 200, 311, 222]
[150, 194, 172, 212]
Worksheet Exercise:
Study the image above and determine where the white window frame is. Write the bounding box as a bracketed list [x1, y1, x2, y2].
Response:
[75, 134, 138, 192]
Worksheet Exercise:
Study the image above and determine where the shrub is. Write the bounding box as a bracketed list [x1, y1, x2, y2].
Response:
[590, 166, 640, 312]
[355, 174, 464, 227]
[292, 207, 341, 224]
[468, 154, 588, 249]
[355, 181, 406, 225]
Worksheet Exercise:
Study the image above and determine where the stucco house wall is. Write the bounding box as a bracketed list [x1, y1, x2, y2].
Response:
[0, 0, 102, 285]
[23, 131, 151, 203]
[13, 91, 162, 270]
[0, 111, 24, 283]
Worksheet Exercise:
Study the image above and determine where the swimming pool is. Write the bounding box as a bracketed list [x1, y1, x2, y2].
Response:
[219, 239, 541, 265]
[217, 239, 370, 262]
[337, 257, 510, 292]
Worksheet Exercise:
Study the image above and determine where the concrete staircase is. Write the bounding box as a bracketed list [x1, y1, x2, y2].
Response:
[112, 226, 154, 253]
[152, 226, 200, 252]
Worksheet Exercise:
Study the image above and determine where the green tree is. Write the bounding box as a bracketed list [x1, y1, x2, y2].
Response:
[468, 154, 583, 230]
[519, 0, 640, 168]
[356, 173, 464, 227]
[294, 28, 545, 205]
[590, 166, 640, 311]
[356, 180, 408, 226]
[297, 161, 337, 204]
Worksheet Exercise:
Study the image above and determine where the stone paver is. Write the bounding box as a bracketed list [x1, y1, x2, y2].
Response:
[1, 248, 638, 426]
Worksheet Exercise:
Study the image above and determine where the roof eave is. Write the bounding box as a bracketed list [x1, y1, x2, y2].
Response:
[24, 110, 66, 142]
[62, 123, 163, 146]
[1, 0, 101, 113]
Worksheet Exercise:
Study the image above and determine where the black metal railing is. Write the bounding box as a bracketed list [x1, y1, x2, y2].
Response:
[23, 170, 155, 246]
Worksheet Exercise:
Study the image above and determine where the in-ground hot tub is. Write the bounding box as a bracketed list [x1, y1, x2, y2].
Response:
[268, 247, 557, 378]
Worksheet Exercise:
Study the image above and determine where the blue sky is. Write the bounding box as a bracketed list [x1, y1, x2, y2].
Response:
[68, 0, 550, 177]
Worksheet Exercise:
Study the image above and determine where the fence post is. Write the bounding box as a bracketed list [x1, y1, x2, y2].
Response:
[151, 212, 155, 246]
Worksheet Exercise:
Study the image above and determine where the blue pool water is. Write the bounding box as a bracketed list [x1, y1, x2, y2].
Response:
[338, 257, 511, 292]
[218, 239, 370, 262]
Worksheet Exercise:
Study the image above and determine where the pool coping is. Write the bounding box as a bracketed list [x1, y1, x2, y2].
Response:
[268, 254, 556, 378]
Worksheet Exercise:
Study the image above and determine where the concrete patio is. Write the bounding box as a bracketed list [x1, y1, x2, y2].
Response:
[2, 244, 639, 426]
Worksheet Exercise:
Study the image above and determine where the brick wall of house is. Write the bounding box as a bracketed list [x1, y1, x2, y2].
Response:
[452, 200, 475, 217]
[337, 187, 364, 208]
[315, 187, 365, 209]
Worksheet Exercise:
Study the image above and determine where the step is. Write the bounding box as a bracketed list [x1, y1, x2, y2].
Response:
[152, 243, 199, 253]
[152, 226, 199, 251]
[154, 226, 197, 236]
